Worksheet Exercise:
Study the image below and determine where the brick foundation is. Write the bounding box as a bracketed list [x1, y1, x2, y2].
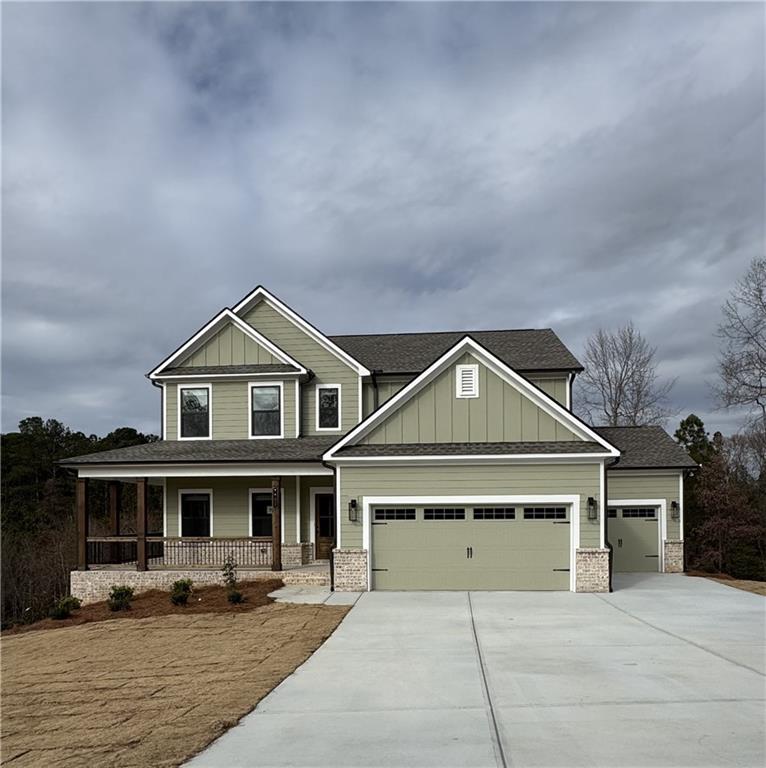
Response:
[332, 548, 368, 591]
[663, 540, 684, 573]
[282, 543, 312, 568]
[71, 563, 329, 605]
[575, 548, 610, 592]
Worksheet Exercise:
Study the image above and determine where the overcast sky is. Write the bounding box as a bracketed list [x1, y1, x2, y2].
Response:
[3, 2, 764, 438]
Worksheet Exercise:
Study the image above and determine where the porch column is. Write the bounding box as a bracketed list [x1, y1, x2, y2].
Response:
[136, 477, 148, 571]
[108, 481, 121, 563]
[271, 477, 282, 571]
[76, 477, 89, 571]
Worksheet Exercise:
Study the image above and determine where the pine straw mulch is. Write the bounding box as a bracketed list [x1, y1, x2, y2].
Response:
[3, 580, 285, 635]
[687, 571, 766, 596]
[1, 594, 350, 767]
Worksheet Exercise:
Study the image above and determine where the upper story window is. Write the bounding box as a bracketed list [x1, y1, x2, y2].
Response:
[456, 364, 479, 398]
[316, 384, 341, 431]
[250, 383, 283, 438]
[179, 385, 211, 440]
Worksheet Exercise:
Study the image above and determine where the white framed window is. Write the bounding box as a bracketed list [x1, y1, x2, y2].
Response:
[316, 384, 341, 431]
[179, 489, 213, 537]
[178, 384, 212, 440]
[249, 382, 284, 439]
[455, 364, 479, 398]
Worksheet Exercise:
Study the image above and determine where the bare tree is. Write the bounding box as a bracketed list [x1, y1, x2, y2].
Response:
[716, 258, 766, 427]
[578, 321, 675, 426]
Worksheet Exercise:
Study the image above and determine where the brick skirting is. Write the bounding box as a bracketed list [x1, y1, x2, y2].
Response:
[332, 548, 368, 591]
[575, 548, 610, 592]
[663, 540, 684, 573]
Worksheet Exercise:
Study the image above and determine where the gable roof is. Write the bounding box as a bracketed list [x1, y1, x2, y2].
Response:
[594, 426, 698, 470]
[324, 335, 619, 461]
[335, 441, 607, 457]
[148, 309, 307, 380]
[329, 329, 582, 374]
[233, 286, 371, 376]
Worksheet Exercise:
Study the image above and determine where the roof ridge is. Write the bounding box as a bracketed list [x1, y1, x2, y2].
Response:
[328, 328, 550, 339]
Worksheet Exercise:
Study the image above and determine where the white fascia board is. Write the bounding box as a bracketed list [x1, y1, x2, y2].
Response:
[329, 454, 612, 466]
[149, 308, 307, 379]
[77, 463, 333, 479]
[324, 335, 620, 460]
[154, 372, 304, 381]
[232, 286, 370, 376]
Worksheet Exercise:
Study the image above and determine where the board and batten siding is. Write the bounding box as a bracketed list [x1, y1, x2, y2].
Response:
[164, 379, 297, 441]
[165, 476, 300, 541]
[360, 353, 577, 445]
[527, 376, 568, 408]
[339, 463, 601, 549]
[178, 323, 278, 367]
[607, 471, 682, 540]
[242, 301, 360, 435]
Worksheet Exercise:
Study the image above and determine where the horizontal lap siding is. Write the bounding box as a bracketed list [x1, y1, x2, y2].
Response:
[608, 471, 682, 540]
[166, 477, 298, 541]
[243, 302, 360, 435]
[165, 385, 177, 440]
[362, 353, 576, 444]
[339, 463, 601, 549]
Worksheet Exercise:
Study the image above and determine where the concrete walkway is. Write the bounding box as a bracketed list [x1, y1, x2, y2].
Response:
[188, 574, 765, 767]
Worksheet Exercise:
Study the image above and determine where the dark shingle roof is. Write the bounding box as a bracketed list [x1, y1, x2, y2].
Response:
[159, 364, 300, 376]
[61, 437, 336, 465]
[329, 329, 582, 374]
[336, 441, 606, 457]
[593, 426, 697, 470]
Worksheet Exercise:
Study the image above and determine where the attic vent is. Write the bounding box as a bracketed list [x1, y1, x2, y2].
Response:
[456, 364, 479, 398]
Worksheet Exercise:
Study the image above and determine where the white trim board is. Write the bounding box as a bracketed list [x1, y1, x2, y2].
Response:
[177, 488, 214, 537]
[330, 454, 615, 466]
[233, 286, 370, 376]
[76, 463, 333, 479]
[149, 308, 307, 379]
[608, 498, 667, 573]
[324, 336, 620, 461]
[361, 494, 581, 592]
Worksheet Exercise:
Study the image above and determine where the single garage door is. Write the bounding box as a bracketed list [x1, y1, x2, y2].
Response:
[371, 504, 571, 590]
[609, 506, 660, 572]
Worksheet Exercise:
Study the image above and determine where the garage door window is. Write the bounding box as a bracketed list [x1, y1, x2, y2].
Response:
[424, 508, 465, 520]
[608, 508, 617, 518]
[622, 507, 656, 518]
[374, 508, 416, 521]
[523, 507, 567, 520]
[473, 507, 516, 520]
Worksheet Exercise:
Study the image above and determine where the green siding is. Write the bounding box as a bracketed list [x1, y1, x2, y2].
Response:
[165, 476, 299, 541]
[339, 463, 601, 549]
[165, 380, 297, 441]
[361, 353, 577, 444]
[608, 471, 682, 540]
[243, 301, 360, 434]
[179, 323, 277, 367]
[528, 376, 569, 408]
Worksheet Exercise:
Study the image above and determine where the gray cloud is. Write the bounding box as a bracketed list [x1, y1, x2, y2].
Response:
[2, 2, 763, 437]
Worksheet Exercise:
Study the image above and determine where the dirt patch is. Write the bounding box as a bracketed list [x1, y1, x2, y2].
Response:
[687, 571, 766, 596]
[1, 601, 350, 767]
[3, 580, 284, 635]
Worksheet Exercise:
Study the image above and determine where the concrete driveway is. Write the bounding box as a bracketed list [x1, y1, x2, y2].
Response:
[188, 574, 765, 768]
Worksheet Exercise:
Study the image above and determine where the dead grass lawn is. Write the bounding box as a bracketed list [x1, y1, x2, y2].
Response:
[1, 602, 349, 767]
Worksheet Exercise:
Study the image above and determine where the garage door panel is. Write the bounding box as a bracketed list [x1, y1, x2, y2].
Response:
[611, 507, 659, 572]
[371, 507, 570, 591]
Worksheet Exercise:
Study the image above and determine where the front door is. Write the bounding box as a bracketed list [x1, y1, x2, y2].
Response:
[314, 493, 335, 560]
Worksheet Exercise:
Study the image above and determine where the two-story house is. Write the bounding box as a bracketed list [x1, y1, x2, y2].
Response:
[64, 286, 696, 602]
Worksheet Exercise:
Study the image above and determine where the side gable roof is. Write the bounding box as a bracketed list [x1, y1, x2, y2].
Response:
[594, 426, 698, 470]
[233, 286, 371, 376]
[324, 336, 620, 461]
[148, 309, 307, 380]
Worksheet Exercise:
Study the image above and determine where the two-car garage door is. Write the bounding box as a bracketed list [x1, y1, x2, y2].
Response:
[371, 503, 571, 590]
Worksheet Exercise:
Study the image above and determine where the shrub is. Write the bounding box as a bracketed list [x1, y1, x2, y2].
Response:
[60, 595, 81, 612]
[221, 556, 238, 589]
[107, 585, 134, 612]
[227, 589, 243, 604]
[170, 579, 193, 606]
[49, 594, 82, 620]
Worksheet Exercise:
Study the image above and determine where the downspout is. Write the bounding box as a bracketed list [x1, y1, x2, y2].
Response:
[321, 458, 336, 592]
[604, 459, 613, 593]
[371, 369, 382, 411]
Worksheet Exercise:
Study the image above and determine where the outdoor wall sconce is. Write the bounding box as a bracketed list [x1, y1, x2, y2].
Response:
[671, 501, 680, 520]
[587, 497, 597, 520]
[348, 498, 358, 523]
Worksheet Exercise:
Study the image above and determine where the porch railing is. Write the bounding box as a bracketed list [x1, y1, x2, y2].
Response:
[86, 537, 273, 569]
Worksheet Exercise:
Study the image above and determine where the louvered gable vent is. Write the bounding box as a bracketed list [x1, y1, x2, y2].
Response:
[455, 364, 479, 398]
